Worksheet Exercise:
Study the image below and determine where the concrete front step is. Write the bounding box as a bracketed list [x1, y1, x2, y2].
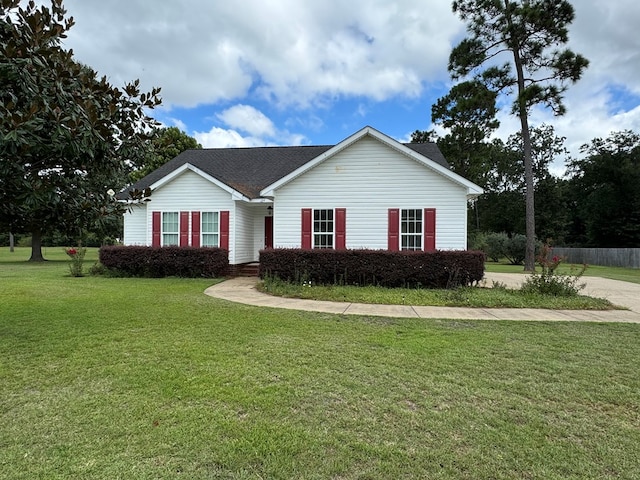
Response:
[232, 263, 260, 277]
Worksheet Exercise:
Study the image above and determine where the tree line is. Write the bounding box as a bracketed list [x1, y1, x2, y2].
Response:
[413, 124, 640, 249]
[411, 33, 637, 250]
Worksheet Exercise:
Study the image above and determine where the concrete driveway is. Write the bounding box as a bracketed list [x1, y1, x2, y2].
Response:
[485, 272, 640, 315]
[205, 273, 640, 323]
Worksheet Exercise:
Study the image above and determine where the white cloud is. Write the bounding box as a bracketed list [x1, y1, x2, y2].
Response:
[168, 118, 187, 132]
[195, 105, 307, 148]
[193, 127, 266, 148]
[43, 0, 640, 164]
[569, 2, 640, 95]
[61, 0, 461, 109]
[216, 105, 276, 137]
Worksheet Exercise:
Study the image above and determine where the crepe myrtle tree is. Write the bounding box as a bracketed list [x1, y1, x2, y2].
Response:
[449, 0, 588, 270]
[0, 0, 160, 260]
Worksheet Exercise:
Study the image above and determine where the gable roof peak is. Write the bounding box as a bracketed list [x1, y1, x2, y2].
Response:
[117, 126, 474, 201]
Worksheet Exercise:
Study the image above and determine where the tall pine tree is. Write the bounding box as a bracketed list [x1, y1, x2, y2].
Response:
[449, 0, 588, 270]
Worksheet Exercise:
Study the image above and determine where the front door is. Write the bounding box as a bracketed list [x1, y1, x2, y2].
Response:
[264, 216, 273, 249]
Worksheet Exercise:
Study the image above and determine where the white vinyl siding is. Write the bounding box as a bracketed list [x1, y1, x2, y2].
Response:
[273, 136, 468, 250]
[235, 202, 264, 264]
[134, 169, 239, 261]
[254, 207, 270, 255]
[123, 204, 147, 245]
[162, 212, 179, 246]
[122, 169, 269, 264]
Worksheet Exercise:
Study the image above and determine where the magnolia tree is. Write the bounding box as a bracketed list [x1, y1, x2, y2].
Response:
[0, 0, 161, 260]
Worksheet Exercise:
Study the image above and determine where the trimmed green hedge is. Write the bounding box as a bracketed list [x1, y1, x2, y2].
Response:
[259, 249, 485, 289]
[99, 246, 229, 278]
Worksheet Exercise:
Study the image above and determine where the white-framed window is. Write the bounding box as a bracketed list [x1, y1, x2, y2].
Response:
[162, 212, 179, 246]
[401, 209, 422, 251]
[313, 209, 334, 249]
[201, 211, 220, 247]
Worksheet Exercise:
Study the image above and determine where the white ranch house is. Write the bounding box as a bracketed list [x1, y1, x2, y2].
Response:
[120, 126, 483, 265]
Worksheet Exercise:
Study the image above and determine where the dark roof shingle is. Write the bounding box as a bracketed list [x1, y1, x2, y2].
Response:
[120, 142, 448, 200]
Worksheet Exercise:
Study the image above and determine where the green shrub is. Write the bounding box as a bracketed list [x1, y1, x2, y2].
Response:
[503, 233, 527, 265]
[468, 231, 488, 252]
[259, 249, 485, 289]
[17, 236, 32, 247]
[99, 246, 229, 278]
[482, 232, 539, 265]
[89, 262, 108, 276]
[484, 232, 508, 262]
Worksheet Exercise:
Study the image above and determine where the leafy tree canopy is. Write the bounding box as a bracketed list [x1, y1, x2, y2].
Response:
[130, 126, 201, 183]
[0, 0, 161, 260]
[566, 131, 640, 247]
[430, 80, 500, 186]
[431, 80, 500, 144]
[503, 123, 569, 190]
[450, 0, 588, 116]
[473, 126, 570, 241]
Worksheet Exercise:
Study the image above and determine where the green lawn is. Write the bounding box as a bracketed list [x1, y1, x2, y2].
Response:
[1, 248, 640, 479]
[259, 277, 614, 310]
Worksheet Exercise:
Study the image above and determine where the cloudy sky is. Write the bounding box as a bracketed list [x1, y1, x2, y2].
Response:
[58, 0, 640, 174]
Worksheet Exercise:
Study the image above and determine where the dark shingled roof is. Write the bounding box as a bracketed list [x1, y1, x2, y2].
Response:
[120, 142, 449, 200]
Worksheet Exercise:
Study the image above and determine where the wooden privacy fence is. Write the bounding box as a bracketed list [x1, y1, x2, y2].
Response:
[552, 248, 640, 268]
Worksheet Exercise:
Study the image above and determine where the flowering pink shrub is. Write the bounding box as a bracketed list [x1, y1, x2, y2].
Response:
[65, 246, 86, 276]
[521, 243, 586, 296]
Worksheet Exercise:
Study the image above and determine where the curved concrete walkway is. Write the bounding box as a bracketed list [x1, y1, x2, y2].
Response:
[204, 273, 640, 323]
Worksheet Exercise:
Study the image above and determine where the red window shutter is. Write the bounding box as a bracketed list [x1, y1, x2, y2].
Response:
[191, 211, 200, 248]
[388, 208, 399, 251]
[152, 211, 161, 247]
[335, 208, 346, 250]
[301, 208, 312, 249]
[424, 208, 436, 251]
[179, 211, 189, 246]
[220, 210, 230, 250]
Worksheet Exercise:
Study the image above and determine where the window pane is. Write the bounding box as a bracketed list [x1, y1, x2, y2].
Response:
[400, 209, 422, 251]
[162, 212, 179, 246]
[162, 212, 178, 232]
[201, 212, 219, 246]
[202, 233, 219, 247]
[163, 233, 178, 246]
[314, 234, 333, 249]
[313, 209, 334, 249]
[202, 212, 218, 233]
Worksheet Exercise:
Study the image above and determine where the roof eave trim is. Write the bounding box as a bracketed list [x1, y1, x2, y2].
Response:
[150, 163, 250, 201]
[467, 189, 484, 200]
[260, 125, 484, 195]
[379, 134, 484, 194]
